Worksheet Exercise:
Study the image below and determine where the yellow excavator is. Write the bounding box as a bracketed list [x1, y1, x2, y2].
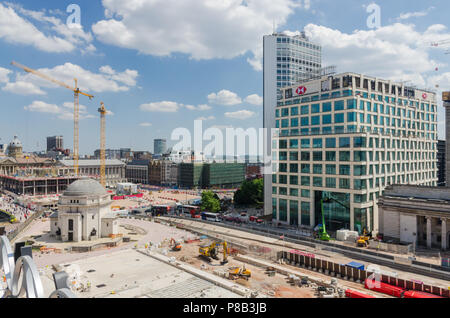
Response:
[199, 241, 229, 265]
[228, 265, 251, 280]
[357, 228, 371, 247]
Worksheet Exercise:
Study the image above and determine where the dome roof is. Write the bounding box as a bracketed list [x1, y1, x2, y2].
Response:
[64, 178, 107, 197]
[9, 136, 22, 148]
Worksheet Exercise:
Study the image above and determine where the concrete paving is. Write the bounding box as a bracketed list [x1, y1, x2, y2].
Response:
[38, 248, 243, 298]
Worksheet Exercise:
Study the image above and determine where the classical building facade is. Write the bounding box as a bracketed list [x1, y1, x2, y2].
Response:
[51, 178, 118, 242]
[378, 185, 450, 250]
[59, 159, 126, 188]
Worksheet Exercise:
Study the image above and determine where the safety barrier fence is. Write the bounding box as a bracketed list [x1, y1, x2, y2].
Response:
[279, 250, 450, 298]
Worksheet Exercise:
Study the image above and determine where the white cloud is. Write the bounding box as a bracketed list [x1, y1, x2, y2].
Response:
[397, 7, 435, 20]
[24, 101, 59, 113]
[185, 104, 212, 111]
[140, 101, 181, 113]
[304, 23, 448, 80]
[224, 110, 256, 120]
[244, 94, 263, 106]
[0, 67, 12, 83]
[3, 81, 46, 95]
[13, 63, 138, 94]
[208, 90, 242, 106]
[25, 100, 95, 120]
[139, 122, 152, 127]
[196, 116, 215, 121]
[0, 3, 94, 53]
[92, 0, 309, 71]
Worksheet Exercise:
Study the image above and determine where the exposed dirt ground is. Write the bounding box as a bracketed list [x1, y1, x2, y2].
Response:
[165, 239, 316, 298]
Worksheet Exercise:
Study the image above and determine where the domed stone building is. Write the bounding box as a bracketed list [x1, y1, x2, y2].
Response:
[50, 178, 118, 242]
[7, 135, 23, 159]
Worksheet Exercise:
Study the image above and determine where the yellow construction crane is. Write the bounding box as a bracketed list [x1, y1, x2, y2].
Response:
[11, 61, 94, 176]
[98, 102, 107, 188]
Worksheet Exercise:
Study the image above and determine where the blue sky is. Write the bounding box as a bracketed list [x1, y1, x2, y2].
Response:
[0, 0, 449, 155]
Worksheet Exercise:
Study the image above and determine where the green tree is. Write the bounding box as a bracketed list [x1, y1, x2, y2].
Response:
[201, 191, 221, 212]
[234, 178, 263, 206]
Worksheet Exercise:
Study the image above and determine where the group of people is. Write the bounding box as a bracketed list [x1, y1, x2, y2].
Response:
[0, 193, 35, 229]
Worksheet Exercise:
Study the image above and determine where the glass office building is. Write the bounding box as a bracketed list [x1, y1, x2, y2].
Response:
[271, 72, 438, 235]
[263, 32, 322, 216]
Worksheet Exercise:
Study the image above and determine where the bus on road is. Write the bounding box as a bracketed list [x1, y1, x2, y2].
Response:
[201, 212, 221, 222]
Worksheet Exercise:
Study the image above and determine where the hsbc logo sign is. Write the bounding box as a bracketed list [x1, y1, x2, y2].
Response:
[296, 86, 307, 95]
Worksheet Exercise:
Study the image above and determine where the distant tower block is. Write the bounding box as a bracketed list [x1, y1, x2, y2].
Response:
[443, 92, 450, 187]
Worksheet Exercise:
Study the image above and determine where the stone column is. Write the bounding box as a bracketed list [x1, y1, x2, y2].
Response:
[442, 218, 447, 250]
[426, 216, 432, 249]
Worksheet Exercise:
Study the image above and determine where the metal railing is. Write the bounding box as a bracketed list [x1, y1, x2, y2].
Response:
[0, 236, 76, 298]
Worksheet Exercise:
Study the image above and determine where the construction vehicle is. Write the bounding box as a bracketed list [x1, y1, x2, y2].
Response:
[11, 61, 94, 176]
[357, 228, 371, 247]
[170, 238, 182, 251]
[228, 265, 251, 280]
[317, 198, 331, 241]
[199, 241, 228, 265]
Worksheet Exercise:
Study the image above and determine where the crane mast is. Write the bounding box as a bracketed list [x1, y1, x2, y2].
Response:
[10, 61, 94, 176]
[98, 102, 107, 188]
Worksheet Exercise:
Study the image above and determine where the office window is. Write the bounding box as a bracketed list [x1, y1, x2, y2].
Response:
[290, 188, 299, 197]
[354, 151, 366, 162]
[301, 105, 309, 115]
[313, 151, 323, 161]
[347, 99, 356, 109]
[290, 164, 298, 173]
[339, 178, 351, 189]
[323, 114, 332, 124]
[301, 176, 310, 186]
[301, 164, 310, 173]
[313, 138, 323, 148]
[290, 139, 298, 149]
[339, 137, 351, 148]
[290, 176, 298, 185]
[279, 140, 287, 149]
[291, 107, 299, 116]
[339, 165, 350, 176]
[311, 116, 320, 126]
[322, 102, 332, 112]
[335, 113, 345, 124]
[301, 152, 310, 161]
[339, 151, 351, 161]
[326, 151, 336, 161]
[326, 178, 336, 188]
[289, 152, 298, 161]
[335, 100, 344, 111]
[313, 177, 323, 187]
[313, 164, 323, 174]
[311, 104, 320, 113]
[354, 165, 367, 176]
[347, 112, 356, 122]
[301, 189, 310, 198]
[301, 117, 309, 126]
[326, 138, 336, 148]
[354, 137, 366, 148]
[281, 119, 289, 128]
[326, 164, 336, 175]
[291, 118, 299, 127]
[301, 139, 310, 149]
